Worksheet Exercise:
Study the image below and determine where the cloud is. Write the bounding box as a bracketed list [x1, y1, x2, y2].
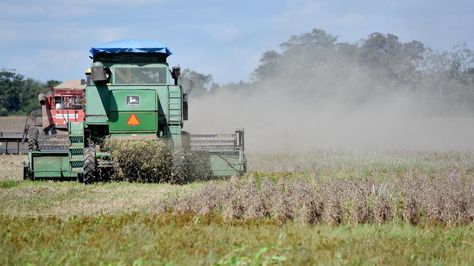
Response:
[5, 48, 87, 82]
[0, 0, 473, 84]
[205, 25, 243, 44]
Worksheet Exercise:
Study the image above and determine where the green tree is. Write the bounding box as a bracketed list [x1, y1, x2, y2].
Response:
[46, 80, 61, 88]
[0, 69, 49, 116]
[244, 28, 474, 113]
[253, 50, 280, 81]
[252, 29, 341, 83]
[280, 29, 338, 50]
[180, 69, 219, 98]
[0, 70, 23, 115]
[360, 33, 426, 85]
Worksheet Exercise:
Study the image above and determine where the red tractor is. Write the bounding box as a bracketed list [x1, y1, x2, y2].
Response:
[28, 80, 85, 151]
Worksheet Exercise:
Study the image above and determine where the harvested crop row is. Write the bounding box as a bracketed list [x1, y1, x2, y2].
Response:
[105, 139, 212, 183]
[163, 171, 474, 226]
[107, 139, 173, 183]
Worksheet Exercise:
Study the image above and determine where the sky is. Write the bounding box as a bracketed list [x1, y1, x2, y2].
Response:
[1, 0, 473, 84]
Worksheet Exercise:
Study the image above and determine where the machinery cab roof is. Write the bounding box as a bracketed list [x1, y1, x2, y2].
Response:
[53, 80, 86, 93]
[90, 39, 172, 64]
[89, 40, 175, 85]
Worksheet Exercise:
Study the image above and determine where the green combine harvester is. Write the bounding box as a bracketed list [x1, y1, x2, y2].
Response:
[24, 40, 246, 182]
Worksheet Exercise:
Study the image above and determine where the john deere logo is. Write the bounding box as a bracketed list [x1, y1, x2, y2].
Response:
[126, 96, 140, 106]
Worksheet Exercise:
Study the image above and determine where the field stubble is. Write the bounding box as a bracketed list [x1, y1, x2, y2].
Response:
[1, 151, 474, 264]
[0, 154, 25, 180]
[169, 172, 473, 226]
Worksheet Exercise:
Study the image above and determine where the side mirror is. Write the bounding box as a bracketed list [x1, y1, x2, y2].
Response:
[91, 62, 108, 84]
[91, 67, 107, 83]
[172, 66, 181, 85]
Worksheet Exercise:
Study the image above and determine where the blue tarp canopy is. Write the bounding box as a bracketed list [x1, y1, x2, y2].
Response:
[90, 39, 172, 57]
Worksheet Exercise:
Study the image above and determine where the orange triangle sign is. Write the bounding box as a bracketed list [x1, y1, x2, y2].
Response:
[127, 113, 140, 126]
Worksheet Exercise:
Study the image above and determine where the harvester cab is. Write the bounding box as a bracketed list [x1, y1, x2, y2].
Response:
[24, 40, 246, 182]
[25, 81, 85, 157]
[39, 80, 86, 132]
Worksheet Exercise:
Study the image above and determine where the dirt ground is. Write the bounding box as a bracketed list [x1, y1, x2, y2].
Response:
[0, 116, 28, 132]
[0, 155, 26, 179]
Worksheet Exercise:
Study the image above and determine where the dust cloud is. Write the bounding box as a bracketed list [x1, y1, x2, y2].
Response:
[184, 33, 474, 152]
[185, 87, 474, 152]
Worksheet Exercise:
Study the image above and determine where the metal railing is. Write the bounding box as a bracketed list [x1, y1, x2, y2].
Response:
[190, 129, 244, 152]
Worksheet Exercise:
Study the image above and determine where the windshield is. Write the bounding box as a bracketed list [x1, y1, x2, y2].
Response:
[114, 67, 167, 85]
[54, 96, 84, 110]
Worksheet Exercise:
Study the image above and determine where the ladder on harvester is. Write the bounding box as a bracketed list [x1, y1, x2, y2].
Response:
[68, 122, 85, 174]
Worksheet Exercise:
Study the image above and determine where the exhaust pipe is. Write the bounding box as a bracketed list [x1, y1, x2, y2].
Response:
[38, 94, 47, 105]
[37, 93, 53, 129]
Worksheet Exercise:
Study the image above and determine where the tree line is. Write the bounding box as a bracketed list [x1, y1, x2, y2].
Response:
[2, 29, 473, 115]
[186, 29, 474, 114]
[0, 69, 59, 116]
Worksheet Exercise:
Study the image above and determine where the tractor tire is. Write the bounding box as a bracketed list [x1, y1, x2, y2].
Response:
[77, 173, 84, 183]
[23, 163, 31, 180]
[27, 127, 39, 151]
[83, 147, 97, 184]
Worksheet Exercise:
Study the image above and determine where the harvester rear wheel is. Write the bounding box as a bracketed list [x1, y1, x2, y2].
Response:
[22, 163, 31, 180]
[77, 174, 84, 183]
[27, 127, 39, 151]
[83, 147, 97, 184]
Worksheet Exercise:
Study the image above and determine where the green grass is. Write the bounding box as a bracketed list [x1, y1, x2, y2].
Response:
[1, 151, 474, 265]
[0, 180, 21, 189]
[1, 213, 473, 265]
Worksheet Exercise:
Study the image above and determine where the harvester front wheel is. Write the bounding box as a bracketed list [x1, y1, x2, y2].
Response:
[27, 127, 39, 151]
[83, 147, 97, 184]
